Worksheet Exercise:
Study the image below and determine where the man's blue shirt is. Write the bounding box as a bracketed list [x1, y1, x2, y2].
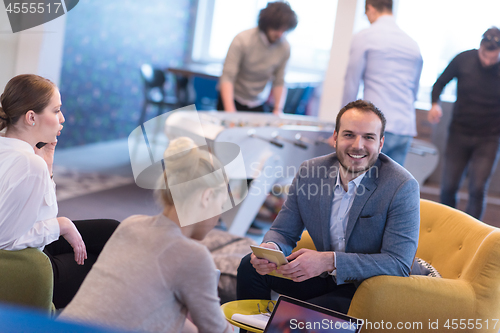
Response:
[342, 16, 423, 137]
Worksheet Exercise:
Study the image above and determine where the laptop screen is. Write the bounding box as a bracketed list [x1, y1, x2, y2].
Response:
[264, 295, 362, 333]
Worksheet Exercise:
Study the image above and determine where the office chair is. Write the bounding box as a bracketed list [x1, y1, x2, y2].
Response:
[0, 248, 54, 314]
[282, 86, 314, 115]
[139, 64, 178, 125]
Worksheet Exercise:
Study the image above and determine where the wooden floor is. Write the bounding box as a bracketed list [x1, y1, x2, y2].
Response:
[421, 185, 500, 229]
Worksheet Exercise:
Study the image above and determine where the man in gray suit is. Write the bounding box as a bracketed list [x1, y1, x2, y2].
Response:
[237, 100, 420, 314]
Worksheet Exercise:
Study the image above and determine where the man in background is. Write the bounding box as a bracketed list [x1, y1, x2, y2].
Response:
[342, 0, 423, 166]
[428, 27, 500, 220]
[217, 1, 297, 114]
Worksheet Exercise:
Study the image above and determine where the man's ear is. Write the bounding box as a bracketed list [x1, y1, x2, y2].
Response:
[379, 136, 385, 153]
[365, 4, 372, 14]
[332, 131, 338, 148]
[365, 4, 378, 22]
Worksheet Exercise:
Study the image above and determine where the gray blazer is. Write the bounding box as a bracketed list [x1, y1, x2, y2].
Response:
[263, 153, 420, 285]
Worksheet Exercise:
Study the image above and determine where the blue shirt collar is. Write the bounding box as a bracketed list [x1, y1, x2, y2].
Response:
[373, 14, 395, 25]
[335, 169, 366, 190]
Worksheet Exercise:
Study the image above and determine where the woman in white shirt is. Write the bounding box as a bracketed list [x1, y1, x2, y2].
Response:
[0, 74, 119, 308]
[59, 137, 233, 333]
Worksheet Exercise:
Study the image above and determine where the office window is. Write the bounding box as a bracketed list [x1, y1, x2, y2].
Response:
[396, 0, 500, 104]
[349, 0, 500, 105]
[192, 0, 338, 71]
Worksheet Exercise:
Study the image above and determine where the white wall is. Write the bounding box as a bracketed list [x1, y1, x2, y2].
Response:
[0, 9, 19, 92]
[0, 10, 66, 92]
[317, 0, 359, 122]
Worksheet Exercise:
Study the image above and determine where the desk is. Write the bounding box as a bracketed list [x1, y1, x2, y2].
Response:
[221, 299, 272, 333]
[169, 63, 222, 81]
[167, 63, 324, 111]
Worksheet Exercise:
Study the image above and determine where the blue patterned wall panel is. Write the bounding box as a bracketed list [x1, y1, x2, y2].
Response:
[58, 0, 195, 148]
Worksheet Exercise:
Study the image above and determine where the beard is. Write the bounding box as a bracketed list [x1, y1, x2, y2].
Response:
[265, 32, 280, 44]
[337, 149, 379, 179]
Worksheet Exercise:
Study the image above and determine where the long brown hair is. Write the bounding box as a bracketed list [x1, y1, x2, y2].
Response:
[0, 74, 56, 131]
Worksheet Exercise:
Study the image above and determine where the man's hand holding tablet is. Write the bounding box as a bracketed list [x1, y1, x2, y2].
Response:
[251, 244, 337, 282]
[250, 244, 292, 280]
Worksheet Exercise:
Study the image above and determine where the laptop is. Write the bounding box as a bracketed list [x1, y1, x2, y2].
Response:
[263, 295, 363, 333]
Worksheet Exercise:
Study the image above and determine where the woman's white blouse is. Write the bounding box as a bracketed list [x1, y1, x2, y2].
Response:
[0, 137, 60, 250]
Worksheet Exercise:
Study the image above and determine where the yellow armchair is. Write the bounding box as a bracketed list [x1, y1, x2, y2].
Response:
[346, 199, 500, 332]
[293, 230, 316, 252]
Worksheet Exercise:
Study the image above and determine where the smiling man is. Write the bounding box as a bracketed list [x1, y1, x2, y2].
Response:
[237, 100, 420, 315]
[428, 27, 500, 221]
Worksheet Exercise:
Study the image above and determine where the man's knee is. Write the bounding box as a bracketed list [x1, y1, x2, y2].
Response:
[441, 176, 461, 194]
[237, 253, 270, 300]
[237, 253, 254, 278]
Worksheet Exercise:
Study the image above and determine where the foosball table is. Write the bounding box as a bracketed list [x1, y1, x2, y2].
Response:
[165, 110, 335, 236]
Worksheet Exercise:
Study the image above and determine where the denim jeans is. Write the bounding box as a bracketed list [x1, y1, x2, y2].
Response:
[381, 132, 413, 166]
[440, 129, 500, 220]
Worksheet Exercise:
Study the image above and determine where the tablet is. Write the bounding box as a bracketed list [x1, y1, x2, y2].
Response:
[250, 245, 291, 280]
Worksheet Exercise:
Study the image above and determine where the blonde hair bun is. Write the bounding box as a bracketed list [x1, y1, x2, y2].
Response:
[156, 137, 225, 207]
[164, 137, 201, 180]
[164, 137, 198, 160]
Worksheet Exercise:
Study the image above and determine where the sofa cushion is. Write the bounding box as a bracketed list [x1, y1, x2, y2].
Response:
[411, 257, 442, 278]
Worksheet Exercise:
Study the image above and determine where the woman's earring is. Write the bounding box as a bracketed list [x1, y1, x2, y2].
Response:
[32, 122, 35, 126]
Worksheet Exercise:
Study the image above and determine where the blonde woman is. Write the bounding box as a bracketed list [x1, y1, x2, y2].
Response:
[60, 137, 233, 333]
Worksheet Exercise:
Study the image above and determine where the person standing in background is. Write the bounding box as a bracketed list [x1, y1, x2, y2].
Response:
[217, 1, 297, 114]
[342, 0, 423, 166]
[428, 27, 500, 220]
